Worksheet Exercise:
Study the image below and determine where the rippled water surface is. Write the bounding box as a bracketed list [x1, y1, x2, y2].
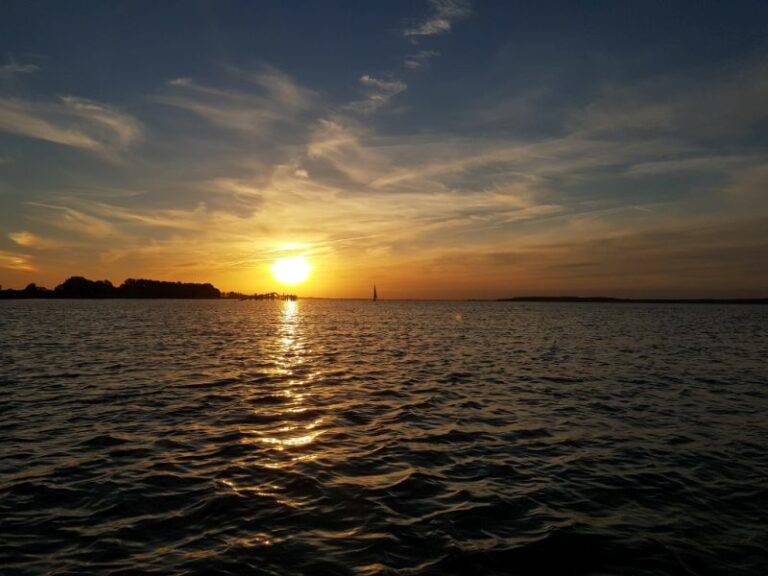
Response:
[2, 300, 767, 575]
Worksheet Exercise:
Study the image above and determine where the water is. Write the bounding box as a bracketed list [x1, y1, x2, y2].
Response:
[1, 300, 767, 575]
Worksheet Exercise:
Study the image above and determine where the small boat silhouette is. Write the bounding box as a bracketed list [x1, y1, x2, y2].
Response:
[373, 284, 378, 302]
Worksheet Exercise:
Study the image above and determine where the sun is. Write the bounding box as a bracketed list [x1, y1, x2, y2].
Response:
[271, 256, 311, 286]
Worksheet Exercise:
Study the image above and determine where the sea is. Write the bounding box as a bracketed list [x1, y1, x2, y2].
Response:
[1, 299, 766, 575]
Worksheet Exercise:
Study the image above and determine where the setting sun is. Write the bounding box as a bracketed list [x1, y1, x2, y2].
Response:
[271, 256, 311, 286]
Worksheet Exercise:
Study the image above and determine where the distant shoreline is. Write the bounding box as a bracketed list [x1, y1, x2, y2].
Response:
[497, 296, 768, 305]
[0, 276, 296, 300]
[1, 277, 766, 303]
[3, 296, 767, 304]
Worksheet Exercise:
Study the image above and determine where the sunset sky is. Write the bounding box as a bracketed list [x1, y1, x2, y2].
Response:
[1, 1, 767, 298]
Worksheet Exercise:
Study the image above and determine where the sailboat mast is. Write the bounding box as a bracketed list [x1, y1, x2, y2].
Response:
[373, 283, 378, 301]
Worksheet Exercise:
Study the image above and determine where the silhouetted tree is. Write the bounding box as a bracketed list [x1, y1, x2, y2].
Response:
[119, 278, 220, 298]
[0, 275, 301, 299]
[54, 277, 117, 298]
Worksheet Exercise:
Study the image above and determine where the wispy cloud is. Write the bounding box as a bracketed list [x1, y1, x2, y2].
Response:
[0, 96, 142, 158]
[348, 75, 407, 114]
[8, 231, 63, 249]
[88, 202, 211, 231]
[306, 118, 390, 184]
[359, 75, 407, 94]
[404, 49, 440, 70]
[0, 250, 35, 272]
[422, 216, 768, 298]
[352, 2, 468, 115]
[570, 62, 768, 142]
[725, 163, 768, 200]
[28, 202, 120, 238]
[0, 58, 39, 78]
[235, 66, 315, 110]
[156, 67, 315, 135]
[404, 0, 472, 40]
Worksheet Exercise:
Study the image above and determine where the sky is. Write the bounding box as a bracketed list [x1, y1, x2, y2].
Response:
[1, 0, 767, 298]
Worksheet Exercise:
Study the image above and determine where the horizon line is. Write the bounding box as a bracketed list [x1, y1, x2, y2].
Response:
[1, 275, 767, 303]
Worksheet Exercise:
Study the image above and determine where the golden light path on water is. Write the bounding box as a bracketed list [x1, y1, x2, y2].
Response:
[240, 300, 325, 472]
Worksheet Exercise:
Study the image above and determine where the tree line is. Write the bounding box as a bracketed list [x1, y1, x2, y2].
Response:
[0, 276, 295, 300]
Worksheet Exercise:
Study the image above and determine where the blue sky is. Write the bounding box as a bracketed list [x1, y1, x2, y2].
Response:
[1, 0, 767, 297]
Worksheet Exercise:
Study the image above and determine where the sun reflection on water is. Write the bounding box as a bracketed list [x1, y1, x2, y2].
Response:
[242, 299, 327, 463]
[259, 429, 324, 448]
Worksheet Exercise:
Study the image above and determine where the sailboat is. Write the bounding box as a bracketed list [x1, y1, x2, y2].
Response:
[373, 284, 378, 302]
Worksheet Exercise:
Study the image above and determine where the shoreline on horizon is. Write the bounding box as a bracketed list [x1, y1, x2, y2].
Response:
[2, 275, 766, 304]
[2, 295, 767, 305]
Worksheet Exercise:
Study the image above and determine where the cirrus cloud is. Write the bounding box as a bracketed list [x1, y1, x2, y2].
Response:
[0, 96, 142, 159]
[404, 0, 472, 40]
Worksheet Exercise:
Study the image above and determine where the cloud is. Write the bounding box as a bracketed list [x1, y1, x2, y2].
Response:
[469, 87, 553, 134]
[570, 62, 768, 143]
[404, 50, 440, 70]
[306, 118, 391, 184]
[88, 201, 211, 230]
[28, 202, 119, 238]
[361, 133, 682, 193]
[0, 58, 39, 78]
[237, 66, 315, 110]
[8, 231, 60, 249]
[0, 96, 142, 158]
[725, 163, 768, 200]
[426, 217, 768, 297]
[0, 250, 35, 271]
[359, 75, 407, 94]
[156, 67, 315, 135]
[348, 75, 407, 114]
[625, 155, 751, 177]
[404, 0, 471, 39]
[302, 111, 678, 204]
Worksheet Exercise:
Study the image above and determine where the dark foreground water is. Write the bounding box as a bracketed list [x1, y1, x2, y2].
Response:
[1, 300, 767, 575]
